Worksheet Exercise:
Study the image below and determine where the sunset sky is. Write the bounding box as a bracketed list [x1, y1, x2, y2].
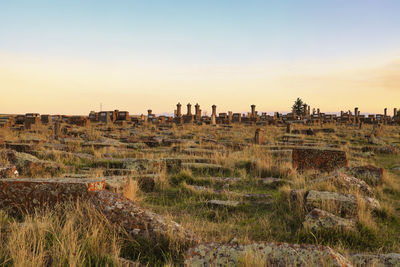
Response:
[1, 0, 400, 115]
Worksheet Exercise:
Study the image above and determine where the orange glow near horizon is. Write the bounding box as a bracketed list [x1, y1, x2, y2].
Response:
[1, 52, 400, 116]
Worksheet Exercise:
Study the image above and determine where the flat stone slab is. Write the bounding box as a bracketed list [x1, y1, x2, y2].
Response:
[185, 242, 352, 267]
[315, 171, 374, 197]
[260, 177, 289, 186]
[305, 190, 380, 217]
[304, 208, 356, 231]
[206, 200, 240, 208]
[346, 165, 385, 185]
[182, 148, 227, 156]
[350, 253, 400, 267]
[0, 178, 106, 212]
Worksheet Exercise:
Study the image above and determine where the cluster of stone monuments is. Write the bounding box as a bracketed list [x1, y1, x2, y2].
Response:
[1, 103, 400, 130]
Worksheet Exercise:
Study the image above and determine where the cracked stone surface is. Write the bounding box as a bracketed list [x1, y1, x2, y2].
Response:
[304, 208, 356, 231]
[305, 190, 380, 217]
[350, 253, 400, 267]
[90, 190, 196, 244]
[346, 165, 385, 185]
[313, 171, 374, 197]
[184, 242, 352, 267]
[206, 200, 240, 208]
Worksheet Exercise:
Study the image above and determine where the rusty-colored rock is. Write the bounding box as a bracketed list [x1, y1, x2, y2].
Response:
[292, 147, 348, 172]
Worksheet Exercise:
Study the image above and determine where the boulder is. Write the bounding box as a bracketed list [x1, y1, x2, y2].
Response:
[184, 242, 352, 267]
[304, 208, 356, 231]
[292, 147, 348, 172]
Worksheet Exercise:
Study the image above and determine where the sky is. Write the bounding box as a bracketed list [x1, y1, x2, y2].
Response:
[1, 0, 400, 115]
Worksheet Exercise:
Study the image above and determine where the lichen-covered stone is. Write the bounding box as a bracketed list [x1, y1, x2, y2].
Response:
[184, 242, 352, 267]
[313, 171, 374, 197]
[304, 208, 356, 231]
[0, 178, 106, 212]
[206, 200, 240, 208]
[305, 190, 380, 217]
[292, 147, 348, 172]
[350, 253, 400, 267]
[90, 190, 196, 244]
[346, 165, 385, 185]
[5, 150, 62, 176]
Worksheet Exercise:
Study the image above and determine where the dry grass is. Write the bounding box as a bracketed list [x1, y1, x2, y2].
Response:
[0, 202, 122, 267]
[123, 179, 142, 203]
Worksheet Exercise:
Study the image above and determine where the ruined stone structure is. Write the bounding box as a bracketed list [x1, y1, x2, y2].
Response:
[24, 113, 41, 130]
[3, 102, 400, 128]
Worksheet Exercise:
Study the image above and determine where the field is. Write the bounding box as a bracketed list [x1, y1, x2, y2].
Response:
[0, 122, 399, 266]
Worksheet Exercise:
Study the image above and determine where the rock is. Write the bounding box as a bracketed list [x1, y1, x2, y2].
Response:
[305, 190, 380, 217]
[304, 208, 356, 231]
[313, 171, 374, 197]
[182, 163, 232, 176]
[346, 165, 385, 185]
[0, 178, 106, 213]
[122, 159, 165, 173]
[90, 190, 196, 244]
[292, 147, 348, 172]
[104, 176, 129, 193]
[5, 150, 62, 176]
[0, 178, 196, 245]
[350, 253, 400, 267]
[206, 200, 240, 208]
[362, 146, 398, 155]
[182, 148, 227, 156]
[0, 165, 18, 178]
[184, 242, 352, 267]
[260, 177, 287, 187]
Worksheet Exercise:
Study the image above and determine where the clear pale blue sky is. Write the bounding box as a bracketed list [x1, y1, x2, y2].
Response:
[1, 0, 400, 64]
[1, 1, 400, 115]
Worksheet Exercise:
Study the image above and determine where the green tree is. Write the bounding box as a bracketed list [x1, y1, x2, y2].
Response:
[292, 97, 305, 116]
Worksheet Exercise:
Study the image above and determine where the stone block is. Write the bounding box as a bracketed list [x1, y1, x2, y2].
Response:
[304, 208, 356, 231]
[0, 178, 105, 212]
[185, 242, 352, 267]
[292, 147, 348, 172]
